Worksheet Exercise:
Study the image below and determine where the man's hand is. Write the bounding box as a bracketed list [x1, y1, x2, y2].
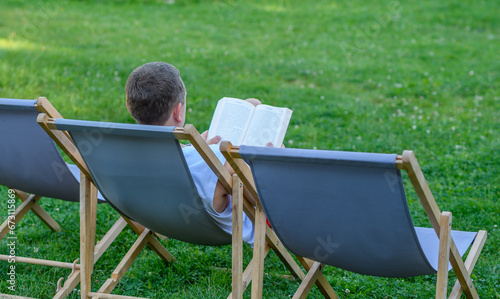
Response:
[201, 130, 221, 145]
[245, 98, 262, 106]
[266, 142, 286, 148]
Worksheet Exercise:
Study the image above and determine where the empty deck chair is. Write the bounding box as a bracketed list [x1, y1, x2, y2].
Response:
[221, 143, 487, 299]
[0, 97, 120, 298]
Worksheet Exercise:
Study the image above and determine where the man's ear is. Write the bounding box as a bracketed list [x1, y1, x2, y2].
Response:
[172, 102, 183, 123]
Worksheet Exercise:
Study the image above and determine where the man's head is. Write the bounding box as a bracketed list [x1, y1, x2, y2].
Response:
[125, 62, 186, 126]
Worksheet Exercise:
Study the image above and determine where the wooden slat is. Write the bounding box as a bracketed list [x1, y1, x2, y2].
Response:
[251, 204, 267, 299]
[232, 174, 244, 299]
[80, 172, 98, 299]
[0, 255, 79, 269]
[436, 212, 452, 299]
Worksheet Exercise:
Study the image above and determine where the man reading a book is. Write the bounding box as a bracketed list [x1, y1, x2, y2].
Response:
[125, 61, 257, 245]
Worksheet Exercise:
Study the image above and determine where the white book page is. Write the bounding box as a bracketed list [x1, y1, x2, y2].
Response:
[241, 105, 293, 147]
[207, 97, 255, 145]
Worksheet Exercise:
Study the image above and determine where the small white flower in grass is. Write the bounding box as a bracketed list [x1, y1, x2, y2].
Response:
[294, 125, 299, 129]
[452, 126, 456, 131]
[34, 247, 39, 253]
[288, 140, 294, 145]
[356, 136, 362, 140]
[394, 83, 403, 88]
[469, 70, 474, 76]
[412, 125, 417, 130]
[148, 272, 152, 276]
[426, 130, 431, 134]
[432, 91, 437, 95]
[320, 96, 325, 100]
[345, 289, 351, 294]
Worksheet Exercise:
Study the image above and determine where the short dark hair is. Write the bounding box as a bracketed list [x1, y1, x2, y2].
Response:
[126, 62, 186, 125]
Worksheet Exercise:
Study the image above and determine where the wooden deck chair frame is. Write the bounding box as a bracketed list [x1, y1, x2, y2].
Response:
[221, 142, 487, 299]
[0, 97, 131, 298]
[38, 114, 337, 299]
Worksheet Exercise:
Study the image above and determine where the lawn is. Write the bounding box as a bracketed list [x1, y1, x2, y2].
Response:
[0, 0, 498, 297]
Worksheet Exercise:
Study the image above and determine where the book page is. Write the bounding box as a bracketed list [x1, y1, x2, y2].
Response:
[207, 97, 256, 145]
[241, 105, 293, 147]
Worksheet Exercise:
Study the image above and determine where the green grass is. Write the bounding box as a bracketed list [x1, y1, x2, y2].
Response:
[0, 0, 499, 297]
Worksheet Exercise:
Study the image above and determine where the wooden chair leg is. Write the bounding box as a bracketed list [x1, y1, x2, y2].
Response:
[232, 175, 244, 299]
[13, 189, 61, 232]
[436, 212, 452, 299]
[250, 204, 267, 299]
[298, 257, 339, 299]
[448, 230, 487, 299]
[97, 229, 152, 294]
[80, 173, 98, 299]
[227, 245, 271, 299]
[53, 217, 128, 299]
[0, 193, 41, 240]
[293, 261, 324, 299]
[122, 216, 175, 264]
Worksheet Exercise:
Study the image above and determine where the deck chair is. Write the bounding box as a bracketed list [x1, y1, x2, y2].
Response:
[39, 116, 336, 298]
[0, 97, 125, 298]
[221, 143, 487, 299]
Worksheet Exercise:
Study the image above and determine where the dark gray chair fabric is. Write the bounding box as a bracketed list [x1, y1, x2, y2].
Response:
[239, 146, 477, 278]
[55, 118, 232, 246]
[0, 98, 104, 202]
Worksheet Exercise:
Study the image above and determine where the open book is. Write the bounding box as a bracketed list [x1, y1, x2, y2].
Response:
[207, 97, 293, 147]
